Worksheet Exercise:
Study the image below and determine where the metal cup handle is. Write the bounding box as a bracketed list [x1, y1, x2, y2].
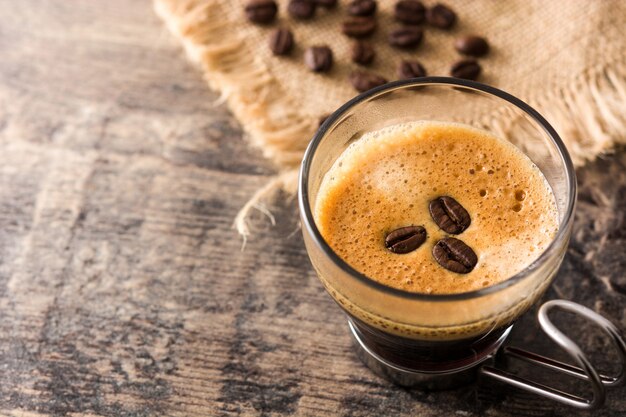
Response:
[479, 299, 626, 410]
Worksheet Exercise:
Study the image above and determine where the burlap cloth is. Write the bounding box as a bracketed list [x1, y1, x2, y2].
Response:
[154, 0, 626, 236]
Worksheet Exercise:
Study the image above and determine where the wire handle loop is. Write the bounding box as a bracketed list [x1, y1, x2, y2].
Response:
[480, 299, 626, 410]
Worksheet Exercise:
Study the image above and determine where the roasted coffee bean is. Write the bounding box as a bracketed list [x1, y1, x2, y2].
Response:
[388, 27, 423, 48]
[347, 0, 377, 16]
[432, 237, 477, 274]
[454, 35, 489, 57]
[426, 4, 456, 29]
[315, 0, 337, 8]
[385, 226, 427, 254]
[288, 0, 316, 19]
[349, 71, 388, 92]
[429, 196, 471, 234]
[244, 0, 278, 24]
[351, 41, 375, 65]
[394, 0, 426, 25]
[342, 16, 377, 38]
[305, 46, 333, 72]
[450, 59, 481, 80]
[397, 60, 426, 79]
[269, 28, 294, 56]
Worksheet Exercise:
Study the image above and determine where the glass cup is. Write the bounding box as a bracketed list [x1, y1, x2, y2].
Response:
[298, 78, 577, 388]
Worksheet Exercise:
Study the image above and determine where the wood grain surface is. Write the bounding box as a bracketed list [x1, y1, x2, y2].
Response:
[0, 1, 624, 416]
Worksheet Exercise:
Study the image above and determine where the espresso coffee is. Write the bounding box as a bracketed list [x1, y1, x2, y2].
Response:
[316, 121, 557, 291]
[313, 121, 559, 346]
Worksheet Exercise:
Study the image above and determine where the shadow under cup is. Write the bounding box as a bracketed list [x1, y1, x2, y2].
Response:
[298, 78, 576, 385]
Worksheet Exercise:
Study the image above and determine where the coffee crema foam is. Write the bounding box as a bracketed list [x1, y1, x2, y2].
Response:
[315, 121, 559, 295]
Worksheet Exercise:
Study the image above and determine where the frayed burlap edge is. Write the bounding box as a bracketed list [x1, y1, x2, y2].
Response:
[154, 0, 316, 168]
[154, 0, 626, 238]
[154, 0, 314, 239]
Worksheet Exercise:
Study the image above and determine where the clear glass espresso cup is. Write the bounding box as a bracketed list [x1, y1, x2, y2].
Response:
[298, 78, 577, 387]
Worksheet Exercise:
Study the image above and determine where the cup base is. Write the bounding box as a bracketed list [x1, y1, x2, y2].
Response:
[349, 319, 512, 390]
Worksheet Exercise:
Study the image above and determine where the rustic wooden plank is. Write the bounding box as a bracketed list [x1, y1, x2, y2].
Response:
[0, 0, 623, 416]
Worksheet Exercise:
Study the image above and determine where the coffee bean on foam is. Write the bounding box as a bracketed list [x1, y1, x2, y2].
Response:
[432, 237, 477, 273]
[429, 196, 471, 234]
[385, 225, 427, 254]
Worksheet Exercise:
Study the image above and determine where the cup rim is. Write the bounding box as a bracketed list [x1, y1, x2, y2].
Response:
[298, 77, 577, 302]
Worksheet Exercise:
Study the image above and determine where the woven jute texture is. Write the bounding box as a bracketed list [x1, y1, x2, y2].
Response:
[154, 0, 626, 236]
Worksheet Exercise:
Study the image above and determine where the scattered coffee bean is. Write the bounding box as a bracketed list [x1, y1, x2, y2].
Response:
[347, 0, 377, 16]
[305, 46, 333, 72]
[388, 27, 423, 48]
[394, 0, 426, 25]
[349, 71, 388, 92]
[318, 113, 331, 127]
[288, 0, 316, 19]
[429, 196, 471, 234]
[269, 28, 294, 56]
[385, 226, 427, 254]
[351, 41, 375, 65]
[244, 0, 278, 24]
[397, 60, 426, 79]
[342, 16, 377, 38]
[454, 35, 489, 57]
[432, 237, 477, 274]
[450, 59, 481, 80]
[315, 0, 337, 8]
[426, 3, 456, 29]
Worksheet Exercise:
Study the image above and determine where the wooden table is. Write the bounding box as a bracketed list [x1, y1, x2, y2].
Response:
[0, 1, 624, 416]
